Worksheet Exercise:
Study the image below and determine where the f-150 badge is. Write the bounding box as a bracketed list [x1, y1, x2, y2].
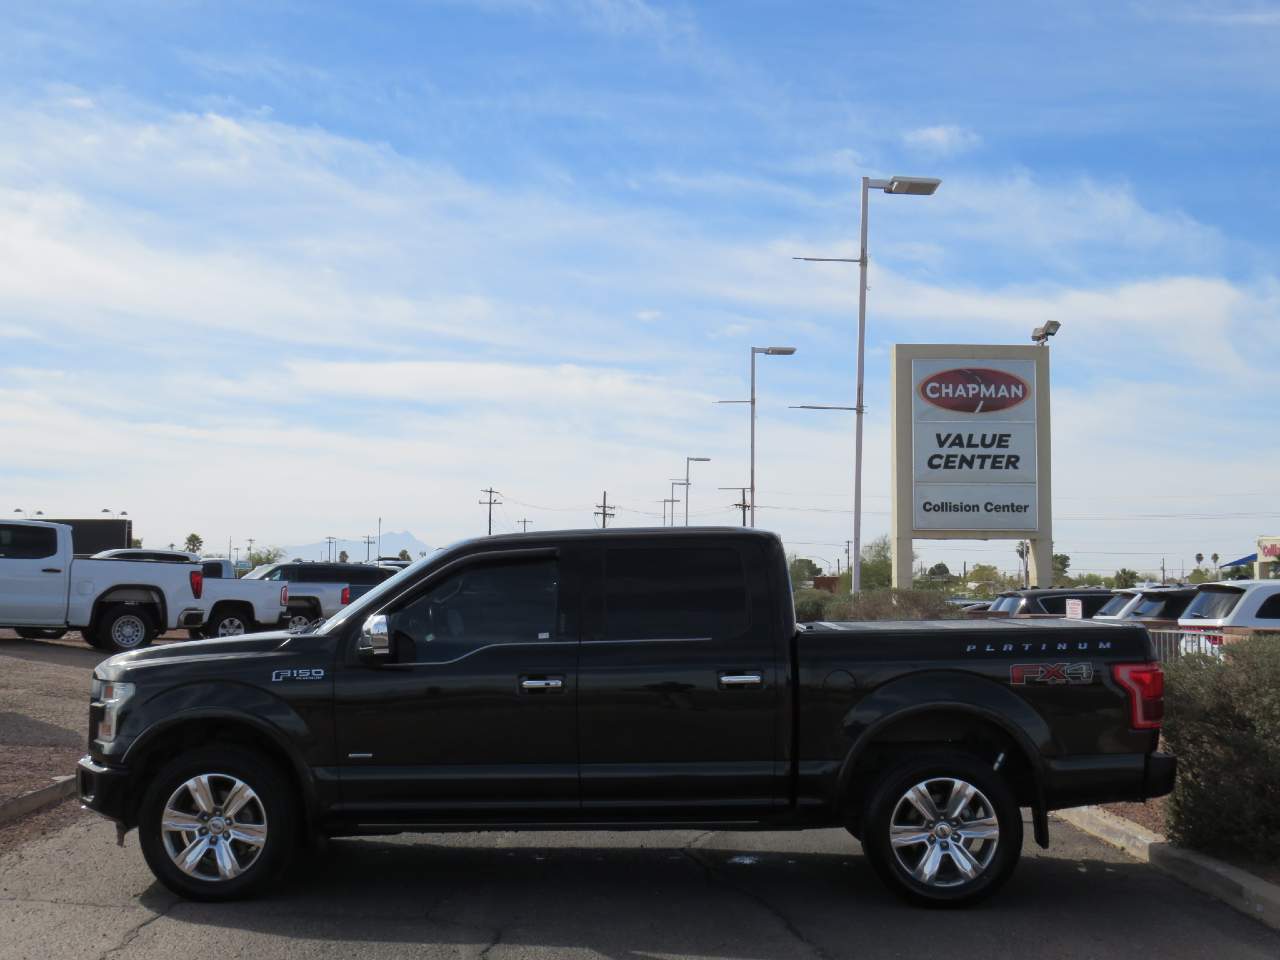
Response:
[1009, 662, 1093, 685]
[271, 668, 326, 682]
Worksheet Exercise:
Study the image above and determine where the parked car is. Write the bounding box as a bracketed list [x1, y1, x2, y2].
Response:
[80, 527, 1173, 906]
[1093, 589, 1142, 621]
[242, 561, 400, 631]
[193, 559, 290, 638]
[0, 520, 204, 651]
[984, 588, 1114, 619]
[1124, 586, 1197, 627]
[1177, 580, 1280, 654]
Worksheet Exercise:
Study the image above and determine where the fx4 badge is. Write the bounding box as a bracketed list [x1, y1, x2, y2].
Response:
[272, 668, 326, 682]
[1010, 662, 1093, 685]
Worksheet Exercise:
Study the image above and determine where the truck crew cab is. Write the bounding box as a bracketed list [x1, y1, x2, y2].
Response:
[78, 528, 1174, 905]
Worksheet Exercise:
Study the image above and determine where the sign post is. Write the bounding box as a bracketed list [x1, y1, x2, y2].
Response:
[891, 344, 1052, 589]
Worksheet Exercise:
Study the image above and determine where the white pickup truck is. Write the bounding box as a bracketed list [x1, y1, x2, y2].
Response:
[195, 558, 288, 637]
[0, 520, 206, 652]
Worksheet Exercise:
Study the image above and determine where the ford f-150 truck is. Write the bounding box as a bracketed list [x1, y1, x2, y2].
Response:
[1, 520, 205, 652]
[78, 528, 1174, 905]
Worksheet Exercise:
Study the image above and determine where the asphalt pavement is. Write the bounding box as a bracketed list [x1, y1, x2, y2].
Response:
[2, 809, 1278, 960]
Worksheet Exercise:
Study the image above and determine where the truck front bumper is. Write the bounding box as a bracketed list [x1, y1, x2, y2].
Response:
[77, 755, 132, 824]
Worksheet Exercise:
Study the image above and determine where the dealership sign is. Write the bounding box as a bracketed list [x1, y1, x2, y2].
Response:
[910, 357, 1040, 533]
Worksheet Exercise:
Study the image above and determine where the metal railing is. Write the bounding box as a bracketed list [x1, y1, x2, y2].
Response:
[1148, 628, 1224, 663]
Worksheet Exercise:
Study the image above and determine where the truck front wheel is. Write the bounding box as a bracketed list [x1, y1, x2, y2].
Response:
[137, 746, 295, 901]
[98, 604, 157, 653]
[859, 752, 1022, 907]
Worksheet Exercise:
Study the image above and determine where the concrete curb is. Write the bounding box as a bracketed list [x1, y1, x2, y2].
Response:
[1058, 806, 1280, 932]
[0, 775, 77, 826]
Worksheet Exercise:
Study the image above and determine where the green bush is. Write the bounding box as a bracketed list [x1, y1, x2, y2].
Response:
[1164, 633, 1280, 862]
[792, 589, 961, 622]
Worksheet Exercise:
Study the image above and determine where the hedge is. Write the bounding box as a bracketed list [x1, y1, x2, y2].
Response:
[1164, 633, 1280, 862]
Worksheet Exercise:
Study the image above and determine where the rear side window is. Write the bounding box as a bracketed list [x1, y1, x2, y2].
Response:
[1132, 596, 1167, 618]
[1183, 588, 1243, 621]
[1255, 593, 1280, 620]
[202, 561, 225, 579]
[1037, 596, 1066, 615]
[605, 546, 748, 640]
[1081, 595, 1111, 617]
[1097, 594, 1132, 617]
[0, 524, 57, 559]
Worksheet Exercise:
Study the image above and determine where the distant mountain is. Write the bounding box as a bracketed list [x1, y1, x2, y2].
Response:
[278, 531, 436, 563]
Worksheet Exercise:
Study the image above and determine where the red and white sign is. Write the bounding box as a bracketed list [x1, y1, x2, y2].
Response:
[919, 368, 1031, 414]
[1065, 598, 1083, 620]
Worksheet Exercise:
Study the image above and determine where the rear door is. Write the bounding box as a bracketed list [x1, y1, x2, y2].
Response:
[577, 538, 780, 819]
[0, 524, 67, 625]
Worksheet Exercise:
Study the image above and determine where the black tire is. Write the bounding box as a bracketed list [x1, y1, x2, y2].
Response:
[80, 625, 110, 649]
[202, 605, 256, 639]
[284, 604, 317, 633]
[137, 745, 295, 901]
[187, 629, 206, 641]
[860, 752, 1022, 907]
[15, 628, 67, 640]
[97, 604, 157, 653]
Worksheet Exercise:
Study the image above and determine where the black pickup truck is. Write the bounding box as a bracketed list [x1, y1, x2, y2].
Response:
[78, 528, 1174, 905]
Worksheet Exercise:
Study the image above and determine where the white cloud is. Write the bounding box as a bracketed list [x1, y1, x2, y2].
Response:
[902, 124, 981, 155]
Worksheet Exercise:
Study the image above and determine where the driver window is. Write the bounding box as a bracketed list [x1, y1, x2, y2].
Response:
[387, 559, 558, 663]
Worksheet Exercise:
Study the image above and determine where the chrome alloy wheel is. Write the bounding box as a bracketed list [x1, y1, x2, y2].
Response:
[287, 614, 311, 633]
[889, 777, 1000, 888]
[110, 614, 147, 649]
[160, 774, 268, 882]
[215, 616, 247, 637]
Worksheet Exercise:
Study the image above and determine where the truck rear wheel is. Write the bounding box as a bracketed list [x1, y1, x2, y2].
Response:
[99, 604, 157, 653]
[859, 752, 1022, 907]
[285, 605, 317, 633]
[203, 605, 255, 638]
[137, 746, 295, 901]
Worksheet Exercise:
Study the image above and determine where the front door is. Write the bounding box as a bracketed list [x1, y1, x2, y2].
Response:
[577, 539, 780, 819]
[334, 551, 579, 822]
[0, 524, 66, 625]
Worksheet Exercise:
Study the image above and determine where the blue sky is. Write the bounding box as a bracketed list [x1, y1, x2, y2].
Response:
[2, 1, 1278, 578]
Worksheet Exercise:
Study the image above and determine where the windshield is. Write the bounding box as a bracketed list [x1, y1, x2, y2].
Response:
[1182, 587, 1243, 621]
[990, 596, 1020, 613]
[317, 544, 451, 634]
[1096, 593, 1134, 617]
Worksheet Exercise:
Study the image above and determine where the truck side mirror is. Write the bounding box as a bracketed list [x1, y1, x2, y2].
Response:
[357, 614, 391, 658]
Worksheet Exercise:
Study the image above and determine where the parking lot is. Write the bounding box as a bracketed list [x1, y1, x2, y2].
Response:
[0, 632, 1277, 960]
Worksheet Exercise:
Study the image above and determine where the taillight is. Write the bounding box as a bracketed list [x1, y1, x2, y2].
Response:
[1113, 662, 1164, 730]
[341, 586, 350, 605]
[190, 570, 203, 600]
[280, 586, 288, 606]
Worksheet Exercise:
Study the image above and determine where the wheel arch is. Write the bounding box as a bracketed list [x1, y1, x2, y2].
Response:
[122, 711, 318, 835]
[92, 586, 167, 630]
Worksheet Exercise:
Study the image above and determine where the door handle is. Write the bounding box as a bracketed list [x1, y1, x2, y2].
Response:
[42, 568, 62, 574]
[520, 678, 563, 690]
[719, 673, 763, 688]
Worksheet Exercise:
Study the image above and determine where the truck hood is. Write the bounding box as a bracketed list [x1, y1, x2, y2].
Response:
[95, 630, 298, 680]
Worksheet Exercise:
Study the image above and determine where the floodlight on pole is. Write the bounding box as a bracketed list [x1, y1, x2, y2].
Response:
[1031, 320, 1062, 345]
[793, 173, 940, 593]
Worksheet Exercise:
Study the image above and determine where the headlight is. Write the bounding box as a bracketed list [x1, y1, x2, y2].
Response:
[95, 681, 135, 743]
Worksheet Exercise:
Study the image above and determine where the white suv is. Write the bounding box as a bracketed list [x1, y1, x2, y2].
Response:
[1177, 580, 1280, 654]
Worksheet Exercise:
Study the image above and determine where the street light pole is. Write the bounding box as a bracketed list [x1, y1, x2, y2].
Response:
[684, 457, 710, 526]
[795, 174, 939, 592]
[718, 346, 795, 528]
[670, 480, 688, 527]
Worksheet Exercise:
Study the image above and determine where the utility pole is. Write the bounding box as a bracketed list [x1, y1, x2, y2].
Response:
[246, 538, 255, 565]
[594, 491, 616, 528]
[363, 535, 375, 561]
[845, 540, 853, 576]
[517, 518, 531, 532]
[719, 487, 749, 527]
[479, 488, 502, 536]
[325, 536, 337, 561]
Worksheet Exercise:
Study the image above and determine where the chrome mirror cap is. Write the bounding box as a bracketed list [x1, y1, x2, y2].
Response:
[358, 614, 390, 657]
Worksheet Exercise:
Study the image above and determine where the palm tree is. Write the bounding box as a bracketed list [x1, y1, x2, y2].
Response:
[184, 533, 203, 554]
[1195, 552, 1204, 568]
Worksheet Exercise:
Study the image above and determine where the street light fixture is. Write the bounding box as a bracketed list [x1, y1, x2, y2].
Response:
[684, 457, 710, 526]
[1031, 320, 1062, 345]
[717, 346, 797, 527]
[794, 173, 941, 592]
